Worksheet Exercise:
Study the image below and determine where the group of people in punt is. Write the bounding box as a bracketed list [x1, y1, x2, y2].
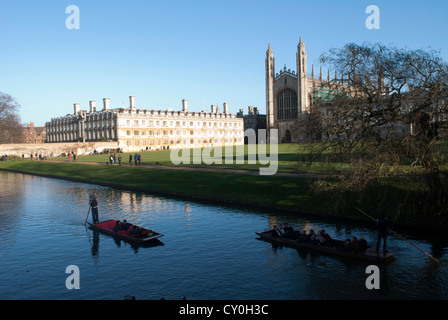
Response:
[112, 220, 144, 236]
[270, 224, 369, 253]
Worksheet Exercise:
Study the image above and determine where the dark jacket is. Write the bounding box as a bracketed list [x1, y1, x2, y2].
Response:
[376, 214, 388, 232]
[90, 198, 98, 208]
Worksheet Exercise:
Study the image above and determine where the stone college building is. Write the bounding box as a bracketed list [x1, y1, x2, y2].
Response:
[45, 97, 245, 152]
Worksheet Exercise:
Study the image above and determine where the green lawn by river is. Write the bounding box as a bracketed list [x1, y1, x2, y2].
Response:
[55, 143, 350, 174]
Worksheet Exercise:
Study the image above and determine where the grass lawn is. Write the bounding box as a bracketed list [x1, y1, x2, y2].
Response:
[55, 144, 350, 174]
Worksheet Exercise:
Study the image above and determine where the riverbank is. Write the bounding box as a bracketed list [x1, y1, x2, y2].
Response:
[0, 160, 322, 213]
[1, 160, 447, 232]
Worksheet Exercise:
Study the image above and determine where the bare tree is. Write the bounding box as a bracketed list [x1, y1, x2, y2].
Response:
[0, 92, 24, 144]
[304, 43, 448, 216]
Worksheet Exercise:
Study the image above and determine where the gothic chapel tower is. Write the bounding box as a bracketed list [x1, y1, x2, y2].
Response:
[297, 36, 308, 113]
[265, 43, 275, 132]
[265, 37, 309, 143]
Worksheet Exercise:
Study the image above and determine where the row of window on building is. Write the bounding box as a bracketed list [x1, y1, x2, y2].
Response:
[120, 119, 243, 128]
[123, 137, 244, 147]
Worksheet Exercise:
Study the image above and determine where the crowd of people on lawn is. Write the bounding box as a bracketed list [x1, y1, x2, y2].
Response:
[106, 152, 143, 166]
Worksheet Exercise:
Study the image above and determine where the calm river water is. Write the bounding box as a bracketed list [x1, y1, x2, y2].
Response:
[1, 171, 448, 300]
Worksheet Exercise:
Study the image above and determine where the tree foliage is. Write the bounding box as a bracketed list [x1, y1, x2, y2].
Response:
[304, 43, 448, 217]
[0, 92, 24, 144]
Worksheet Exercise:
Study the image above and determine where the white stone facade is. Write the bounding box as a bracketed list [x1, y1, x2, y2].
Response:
[45, 97, 245, 152]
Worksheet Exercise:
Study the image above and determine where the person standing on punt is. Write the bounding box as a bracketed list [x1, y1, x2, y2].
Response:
[90, 192, 99, 224]
[375, 213, 389, 253]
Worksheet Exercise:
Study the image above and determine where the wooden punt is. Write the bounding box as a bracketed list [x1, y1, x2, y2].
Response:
[256, 230, 395, 262]
[88, 220, 164, 244]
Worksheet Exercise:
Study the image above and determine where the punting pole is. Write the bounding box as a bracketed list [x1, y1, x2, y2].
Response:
[355, 207, 440, 264]
[84, 206, 91, 225]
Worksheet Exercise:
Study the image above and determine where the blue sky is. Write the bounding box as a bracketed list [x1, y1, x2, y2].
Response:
[1, 0, 447, 126]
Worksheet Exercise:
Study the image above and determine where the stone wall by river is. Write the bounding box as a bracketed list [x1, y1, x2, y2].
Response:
[0, 142, 119, 158]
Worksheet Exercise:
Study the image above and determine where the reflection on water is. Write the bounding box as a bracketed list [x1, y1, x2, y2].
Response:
[88, 229, 164, 259]
[0, 171, 448, 300]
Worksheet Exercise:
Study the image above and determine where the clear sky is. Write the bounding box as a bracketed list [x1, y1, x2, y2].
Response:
[1, 0, 447, 126]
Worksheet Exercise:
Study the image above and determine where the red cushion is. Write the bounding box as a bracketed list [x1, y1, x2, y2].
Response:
[96, 220, 117, 230]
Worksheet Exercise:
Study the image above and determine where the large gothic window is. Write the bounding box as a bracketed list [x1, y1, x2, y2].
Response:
[276, 88, 298, 120]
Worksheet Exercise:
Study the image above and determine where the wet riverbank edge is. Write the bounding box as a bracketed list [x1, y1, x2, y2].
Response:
[1, 161, 446, 234]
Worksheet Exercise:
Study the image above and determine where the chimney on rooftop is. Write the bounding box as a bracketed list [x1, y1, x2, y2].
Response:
[223, 102, 228, 114]
[103, 98, 110, 111]
[90, 101, 96, 113]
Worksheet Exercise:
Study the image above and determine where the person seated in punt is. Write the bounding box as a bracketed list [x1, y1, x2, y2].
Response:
[113, 220, 123, 232]
[282, 224, 300, 240]
[319, 230, 335, 247]
[129, 226, 143, 236]
[351, 236, 360, 252]
[341, 238, 353, 252]
[283, 223, 294, 233]
[129, 226, 152, 238]
[121, 220, 132, 231]
[308, 230, 318, 245]
[357, 236, 368, 252]
[297, 230, 309, 242]
[277, 224, 287, 237]
[271, 225, 283, 237]
[316, 231, 328, 246]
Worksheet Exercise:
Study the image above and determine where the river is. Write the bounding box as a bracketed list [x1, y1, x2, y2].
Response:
[1, 171, 447, 300]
